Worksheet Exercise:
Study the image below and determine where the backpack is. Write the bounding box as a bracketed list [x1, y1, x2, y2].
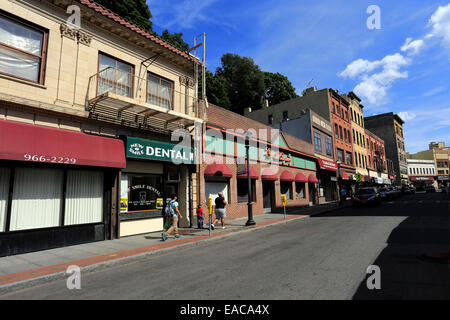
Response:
[164, 200, 174, 217]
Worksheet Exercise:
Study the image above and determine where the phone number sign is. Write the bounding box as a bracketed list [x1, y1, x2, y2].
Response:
[24, 154, 77, 164]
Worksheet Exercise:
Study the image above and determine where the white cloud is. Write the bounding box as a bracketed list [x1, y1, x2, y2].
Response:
[401, 37, 425, 55]
[338, 59, 381, 78]
[427, 3, 450, 47]
[397, 111, 416, 122]
[422, 85, 447, 96]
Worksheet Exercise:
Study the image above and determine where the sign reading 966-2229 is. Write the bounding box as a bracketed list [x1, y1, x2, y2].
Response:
[24, 154, 77, 164]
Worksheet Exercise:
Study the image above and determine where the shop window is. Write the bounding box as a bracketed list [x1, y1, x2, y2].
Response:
[147, 72, 173, 109]
[296, 182, 305, 199]
[10, 168, 63, 231]
[98, 53, 133, 97]
[0, 167, 10, 232]
[237, 179, 256, 203]
[205, 179, 229, 204]
[0, 13, 47, 84]
[121, 173, 164, 219]
[280, 181, 293, 200]
[64, 170, 104, 226]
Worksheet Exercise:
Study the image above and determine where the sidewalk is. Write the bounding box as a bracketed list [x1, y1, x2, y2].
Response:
[0, 202, 349, 292]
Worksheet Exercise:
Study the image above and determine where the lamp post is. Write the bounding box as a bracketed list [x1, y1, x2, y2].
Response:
[245, 133, 255, 226]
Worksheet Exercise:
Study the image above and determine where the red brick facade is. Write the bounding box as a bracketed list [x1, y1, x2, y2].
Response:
[365, 129, 387, 173]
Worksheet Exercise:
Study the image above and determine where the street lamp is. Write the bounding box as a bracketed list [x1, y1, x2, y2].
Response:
[245, 132, 256, 226]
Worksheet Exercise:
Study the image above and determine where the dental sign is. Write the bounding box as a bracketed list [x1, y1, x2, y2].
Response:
[126, 137, 194, 164]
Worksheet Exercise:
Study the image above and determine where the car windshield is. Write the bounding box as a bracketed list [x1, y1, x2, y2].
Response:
[356, 189, 375, 195]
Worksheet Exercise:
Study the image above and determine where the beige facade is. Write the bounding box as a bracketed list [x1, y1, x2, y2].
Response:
[343, 92, 368, 176]
[0, 0, 203, 241]
[407, 142, 450, 184]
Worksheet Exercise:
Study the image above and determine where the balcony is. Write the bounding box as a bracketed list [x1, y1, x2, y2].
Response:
[86, 67, 203, 133]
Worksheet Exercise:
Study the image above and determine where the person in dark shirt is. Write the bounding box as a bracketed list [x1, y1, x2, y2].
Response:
[212, 192, 227, 230]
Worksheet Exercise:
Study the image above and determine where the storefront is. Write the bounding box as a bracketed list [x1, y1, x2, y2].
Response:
[120, 136, 195, 237]
[316, 159, 338, 203]
[0, 120, 126, 257]
[409, 176, 435, 190]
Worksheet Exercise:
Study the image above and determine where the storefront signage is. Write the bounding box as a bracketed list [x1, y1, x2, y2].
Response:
[265, 147, 292, 166]
[318, 159, 338, 171]
[410, 176, 434, 181]
[24, 154, 77, 164]
[126, 137, 194, 164]
[438, 175, 449, 180]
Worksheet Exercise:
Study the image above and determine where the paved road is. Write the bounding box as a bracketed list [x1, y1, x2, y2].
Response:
[1, 192, 449, 300]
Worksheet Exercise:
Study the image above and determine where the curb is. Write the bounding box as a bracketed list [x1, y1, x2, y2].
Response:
[0, 205, 346, 294]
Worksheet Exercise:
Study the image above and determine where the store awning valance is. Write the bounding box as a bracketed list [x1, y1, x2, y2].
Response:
[295, 173, 308, 183]
[237, 167, 258, 179]
[261, 168, 278, 181]
[280, 170, 295, 182]
[204, 163, 232, 177]
[308, 174, 319, 183]
[0, 120, 126, 168]
[318, 159, 338, 171]
[341, 171, 350, 180]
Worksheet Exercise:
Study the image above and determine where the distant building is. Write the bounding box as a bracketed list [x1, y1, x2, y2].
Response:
[364, 113, 408, 186]
[407, 159, 438, 190]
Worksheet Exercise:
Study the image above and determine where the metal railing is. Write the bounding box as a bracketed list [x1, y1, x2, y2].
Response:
[87, 67, 201, 119]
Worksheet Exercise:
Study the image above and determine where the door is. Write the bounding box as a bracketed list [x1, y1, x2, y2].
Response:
[309, 183, 316, 205]
[262, 181, 274, 213]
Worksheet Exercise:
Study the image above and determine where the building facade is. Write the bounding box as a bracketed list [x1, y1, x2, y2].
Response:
[271, 109, 338, 203]
[364, 113, 408, 186]
[201, 104, 319, 219]
[0, 0, 203, 256]
[365, 129, 390, 185]
[407, 159, 438, 190]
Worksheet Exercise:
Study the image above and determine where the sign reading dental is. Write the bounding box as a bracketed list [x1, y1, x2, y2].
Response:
[126, 137, 194, 164]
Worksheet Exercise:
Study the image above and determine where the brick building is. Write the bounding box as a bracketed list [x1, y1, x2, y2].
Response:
[200, 104, 318, 221]
[365, 129, 390, 185]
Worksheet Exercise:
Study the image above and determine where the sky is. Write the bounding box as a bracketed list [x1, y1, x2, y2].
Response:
[148, 0, 450, 154]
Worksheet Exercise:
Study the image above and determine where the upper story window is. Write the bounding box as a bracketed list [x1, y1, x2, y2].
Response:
[335, 124, 339, 139]
[337, 149, 344, 163]
[314, 132, 322, 152]
[268, 114, 273, 125]
[98, 53, 133, 97]
[332, 102, 336, 113]
[325, 137, 332, 156]
[0, 13, 47, 84]
[346, 151, 353, 165]
[336, 105, 340, 116]
[147, 72, 173, 109]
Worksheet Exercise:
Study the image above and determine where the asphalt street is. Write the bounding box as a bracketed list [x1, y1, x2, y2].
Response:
[1, 192, 449, 300]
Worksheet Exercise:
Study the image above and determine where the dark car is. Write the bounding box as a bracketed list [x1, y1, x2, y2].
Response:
[425, 185, 436, 193]
[387, 186, 400, 198]
[410, 185, 416, 194]
[353, 187, 381, 206]
[379, 187, 392, 200]
[402, 186, 413, 195]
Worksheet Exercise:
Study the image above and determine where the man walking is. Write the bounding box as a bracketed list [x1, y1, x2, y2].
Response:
[162, 195, 182, 241]
[212, 192, 227, 230]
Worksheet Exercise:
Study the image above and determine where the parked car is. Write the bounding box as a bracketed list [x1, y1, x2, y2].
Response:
[379, 187, 392, 200]
[425, 185, 436, 193]
[353, 187, 381, 206]
[402, 186, 413, 195]
[409, 185, 416, 194]
[387, 186, 400, 198]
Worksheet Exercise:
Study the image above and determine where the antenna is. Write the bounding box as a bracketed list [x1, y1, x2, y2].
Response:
[305, 78, 314, 88]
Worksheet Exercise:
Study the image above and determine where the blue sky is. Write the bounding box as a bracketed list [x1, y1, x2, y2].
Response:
[149, 0, 450, 153]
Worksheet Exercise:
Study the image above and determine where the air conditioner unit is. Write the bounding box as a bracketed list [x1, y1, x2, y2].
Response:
[167, 171, 180, 182]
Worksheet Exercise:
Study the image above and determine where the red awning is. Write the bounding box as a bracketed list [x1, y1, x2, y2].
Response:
[0, 120, 125, 168]
[204, 162, 232, 177]
[318, 159, 338, 171]
[341, 171, 350, 180]
[410, 176, 434, 181]
[237, 167, 258, 179]
[261, 168, 278, 181]
[295, 173, 308, 183]
[308, 174, 319, 183]
[280, 170, 295, 182]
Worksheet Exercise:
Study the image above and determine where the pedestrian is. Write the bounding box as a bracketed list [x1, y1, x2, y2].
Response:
[162, 195, 182, 241]
[196, 204, 204, 229]
[212, 192, 227, 230]
[340, 187, 347, 206]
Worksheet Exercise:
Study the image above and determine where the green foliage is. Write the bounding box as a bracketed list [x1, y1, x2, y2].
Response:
[204, 53, 298, 114]
[96, 0, 153, 32]
[160, 30, 190, 52]
[263, 72, 299, 106]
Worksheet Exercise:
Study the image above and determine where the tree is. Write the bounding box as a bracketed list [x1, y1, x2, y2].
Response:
[215, 53, 265, 115]
[96, 0, 153, 32]
[263, 72, 299, 106]
[160, 30, 190, 52]
[201, 70, 231, 110]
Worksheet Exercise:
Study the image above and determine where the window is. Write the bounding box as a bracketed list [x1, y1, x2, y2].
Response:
[332, 102, 336, 113]
[282, 111, 289, 121]
[268, 114, 273, 125]
[0, 167, 10, 232]
[237, 179, 256, 203]
[344, 129, 347, 143]
[352, 129, 356, 142]
[147, 72, 173, 109]
[325, 137, 332, 156]
[335, 124, 339, 139]
[358, 154, 362, 168]
[365, 156, 367, 169]
[368, 155, 371, 168]
[355, 152, 358, 167]
[337, 149, 344, 163]
[346, 152, 353, 165]
[339, 126, 343, 140]
[99, 53, 133, 97]
[296, 182, 305, 199]
[280, 181, 293, 200]
[350, 108, 353, 120]
[336, 106, 340, 116]
[314, 132, 322, 152]
[0, 13, 47, 83]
